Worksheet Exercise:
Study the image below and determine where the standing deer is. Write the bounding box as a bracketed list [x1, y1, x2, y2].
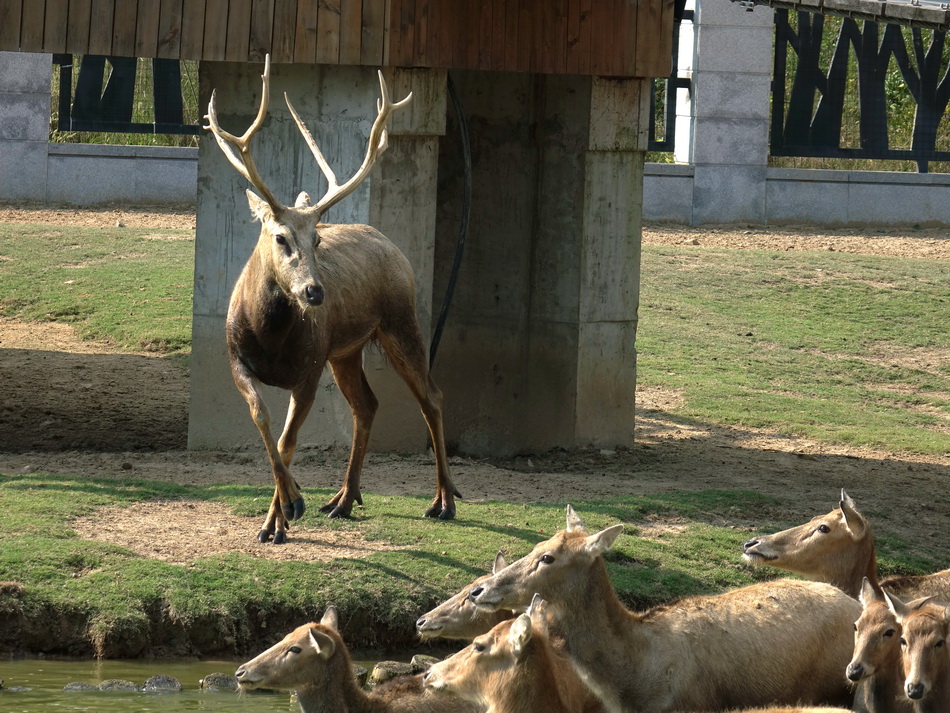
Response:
[742, 490, 950, 601]
[885, 592, 950, 713]
[205, 56, 460, 543]
[234, 607, 478, 713]
[467, 505, 862, 713]
[848, 577, 913, 713]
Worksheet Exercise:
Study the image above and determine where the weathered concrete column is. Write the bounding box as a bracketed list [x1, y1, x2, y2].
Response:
[432, 72, 645, 456]
[677, 0, 774, 224]
[0, 52, 51, 201]
[188, 62, 445, 450]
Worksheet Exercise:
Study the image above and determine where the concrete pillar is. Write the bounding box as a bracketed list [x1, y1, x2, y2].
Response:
[677, 0, 774, 224]
[0, 52, 51, 201]
[188, 62, 445, 451]
[432, 72, 645, 456]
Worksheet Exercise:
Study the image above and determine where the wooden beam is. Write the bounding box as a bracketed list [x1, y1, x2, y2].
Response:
[202, 0, 228, 60]
[180, 0, 206, 59]
[226, 0, 252, 61]
[294, 0, 318, 63]
[316, 0, 341, 63]
[339, 0, 362, 65]
[360, 0, 385, 66]
[20, 0, 46, 52]
[271, 0, 295, 62]
[135, 0, 161, 57]
[0, 0, 23, 52]
[157, 0, 184, 58]
[44, 0, 70, 52]
[248, 0, 274, 61]
[88, 0, 115, 55]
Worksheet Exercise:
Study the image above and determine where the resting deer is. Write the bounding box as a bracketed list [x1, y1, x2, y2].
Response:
[425, 593, 594, 713]
[234, 607, 477, 713]
[467, 505, 862, 713]
[848, 577, 914, 713]
[205, 56, 459, 543]
[885, 592, 950, 713]
[416, 553, 513, 641]
[742, 490, 950, 601]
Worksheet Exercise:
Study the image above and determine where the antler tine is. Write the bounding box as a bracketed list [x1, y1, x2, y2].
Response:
[204, 55, 283, 211]
[305, 70, 413, 216]
[285, 93, 340, 196]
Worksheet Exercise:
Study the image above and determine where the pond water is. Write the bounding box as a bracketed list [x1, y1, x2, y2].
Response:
[0, 657, 381, 713]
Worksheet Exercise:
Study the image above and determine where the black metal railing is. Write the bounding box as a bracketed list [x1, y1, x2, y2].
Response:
[771, 9, 950, 172]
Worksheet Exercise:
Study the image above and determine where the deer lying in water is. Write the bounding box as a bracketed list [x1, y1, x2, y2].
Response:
[425, 593, 593, 713]
[467, 505, 862, 713]
[205, 56, 459, 543]
[234, 607, 477, 713]
[885, 592, 950, 713]
[742, 490, 950, 600]
[416, 553, 513, 641]
[848, 577, 914, 713]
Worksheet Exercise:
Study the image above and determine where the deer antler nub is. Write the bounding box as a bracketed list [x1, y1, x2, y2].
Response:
[204, 55, 283, 212]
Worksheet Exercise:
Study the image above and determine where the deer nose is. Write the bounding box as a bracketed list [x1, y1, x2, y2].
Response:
[742, 539, 759, 552]
[906, 682, 925, 699]
[305, 283, 324, 306]
[846, 662, 864, 681]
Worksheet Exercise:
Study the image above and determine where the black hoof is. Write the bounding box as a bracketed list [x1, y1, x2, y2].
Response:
[282, 497, 306, 522]
[438, 506, 457, 521]
[319, 503, 336, 514]
[257, 529, 273, 543]
[424, 504, 443, 518]
[272, 530, 287, 545]
[328, 506, 353, 519]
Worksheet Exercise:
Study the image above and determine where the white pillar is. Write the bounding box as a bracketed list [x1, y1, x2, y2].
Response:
[0, 52, 51, 201]
[677, 0, 774, 224]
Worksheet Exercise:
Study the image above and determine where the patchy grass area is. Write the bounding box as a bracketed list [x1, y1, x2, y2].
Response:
[0, 473, 941, 658]
[638, 246, 950, 455]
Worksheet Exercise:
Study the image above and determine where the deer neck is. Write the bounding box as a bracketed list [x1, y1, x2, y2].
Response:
[547, 557, 644, 712]
[856, 671, 907, 713]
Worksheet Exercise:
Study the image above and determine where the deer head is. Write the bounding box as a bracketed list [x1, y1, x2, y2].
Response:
[204, 55, 413, 312]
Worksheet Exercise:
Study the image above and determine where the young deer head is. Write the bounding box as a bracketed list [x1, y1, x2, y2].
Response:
[416, 553, 512, 641]
[204, 56, 459, 544]
[886, 591, 949, 707]
[742, 489, 876, 597]
[424, 594, 586, 713]
[848, 577, 902, 683]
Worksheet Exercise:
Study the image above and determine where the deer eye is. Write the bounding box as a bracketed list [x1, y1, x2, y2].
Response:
[937, 640, 945, 648]
[472, 642, 486, 653]
[275, 233, 288, 246]
[288, 646, 302, 654]
[539, 554, 555, 565]
[884, 629, 895, 638]
[853, 623, 858, 632]
[817, 524, 830, 533]
[900, 638, 907, 646]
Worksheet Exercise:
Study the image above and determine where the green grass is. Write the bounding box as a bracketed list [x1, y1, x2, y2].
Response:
[1, 474, 942, 657]
[0, 222, 193, 354]
[638, 245, 950, 455]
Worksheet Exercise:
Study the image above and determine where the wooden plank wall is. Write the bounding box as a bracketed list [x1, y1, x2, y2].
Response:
[0, 0, 674, 78]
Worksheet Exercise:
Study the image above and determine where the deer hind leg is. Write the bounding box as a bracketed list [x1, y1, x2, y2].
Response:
[378, 325, 459, 520]
[232, 367, 304, 544]
[324, 351, 378, 518]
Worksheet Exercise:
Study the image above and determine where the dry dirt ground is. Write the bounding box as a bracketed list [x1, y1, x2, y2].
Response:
[1, 203, 949, 565]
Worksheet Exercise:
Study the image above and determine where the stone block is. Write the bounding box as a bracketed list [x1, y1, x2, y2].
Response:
[766, 172, 850, 224]
[46, 152, 137, 204]
[691, 71, 771, 121]
[0, 90, 51, 140]
[690, 117, 768, 166]
[0, 140, 47, 200]
[696, 0, 775, 27]
[691, 164, 766, 224]
[694, 24, 775, 74]
[0, 51, 52, 92]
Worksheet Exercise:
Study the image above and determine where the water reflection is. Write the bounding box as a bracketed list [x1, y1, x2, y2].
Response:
[0, 659, 299, 713]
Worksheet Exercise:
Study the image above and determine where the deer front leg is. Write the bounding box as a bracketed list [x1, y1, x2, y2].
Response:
[232, 367, 303, 543]
[325, 353, 377, 518]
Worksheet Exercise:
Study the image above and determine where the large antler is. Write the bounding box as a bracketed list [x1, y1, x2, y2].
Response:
[285, 70, 413, 216]
[204, 55, 284, 212]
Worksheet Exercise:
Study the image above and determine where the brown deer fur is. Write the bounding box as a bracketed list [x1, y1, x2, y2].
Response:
[234, 608, 477, 713]
[206, 57, 458, 543]
[425, 594, 592, 713]
[467, 505, 862, 713]
[886, 592, 950, 713]
[848, 577, 914, 713]
[743, 490, 950, 601]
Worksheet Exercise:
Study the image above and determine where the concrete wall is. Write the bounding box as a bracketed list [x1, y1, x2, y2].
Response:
[0, 51, 196, 205]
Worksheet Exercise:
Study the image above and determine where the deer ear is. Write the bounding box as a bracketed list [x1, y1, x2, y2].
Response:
[840, 490, 866, 540]
[246, 189, 274, 222]
[320, 606, 340, 631]
[508, 613, 532, 659]
[294, 191, 312, 208]
[859, 577, 884, 607]
[907, 596, 934, 611]
[885, 590, 911, 622]
[585, 524, 624, 557]
[493, 552, 507, 574]
[566, 505, 587, 533]
[308, 627, 336, 660]
[527, 593, 547, 628]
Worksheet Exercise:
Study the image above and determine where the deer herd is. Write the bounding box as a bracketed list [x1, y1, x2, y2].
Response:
[208, 58, 948, 713]
[234, 494, 950, 713]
